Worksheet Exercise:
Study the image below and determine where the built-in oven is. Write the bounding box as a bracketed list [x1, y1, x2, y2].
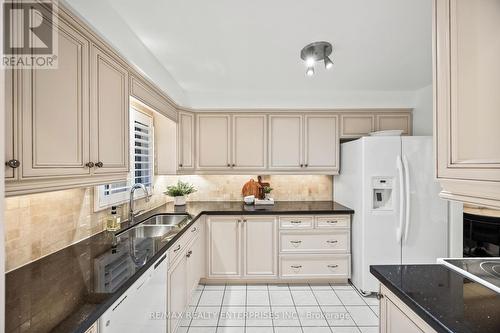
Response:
[463, 212, 500, 257]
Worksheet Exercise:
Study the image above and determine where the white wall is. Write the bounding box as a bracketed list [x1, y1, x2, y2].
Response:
[63, 0, 189, 107]
[412, 84, 433, 135]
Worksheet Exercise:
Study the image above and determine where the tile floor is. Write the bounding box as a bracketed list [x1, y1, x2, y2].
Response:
[177, 283, 379, 333]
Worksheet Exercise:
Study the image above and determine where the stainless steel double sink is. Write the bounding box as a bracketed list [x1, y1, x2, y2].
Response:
[118, 214, 191, 239]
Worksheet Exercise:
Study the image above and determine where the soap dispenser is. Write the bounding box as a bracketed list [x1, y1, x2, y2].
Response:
[106, 206, 121, 231]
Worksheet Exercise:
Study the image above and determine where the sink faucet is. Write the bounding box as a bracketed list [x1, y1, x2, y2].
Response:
[129, 183, 151, 223]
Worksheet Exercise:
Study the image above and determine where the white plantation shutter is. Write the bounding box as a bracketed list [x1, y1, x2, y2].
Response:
[96, 108, 154, 209]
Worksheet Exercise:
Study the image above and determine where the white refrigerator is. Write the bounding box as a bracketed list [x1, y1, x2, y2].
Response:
[334, 136, 449, 294]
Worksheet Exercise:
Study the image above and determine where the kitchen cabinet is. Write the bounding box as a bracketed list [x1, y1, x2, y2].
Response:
[340, 114, 375, 138]
[130, 75, 177, 121]
[90, 44, 129, 175]
[243, 216, 277, 277]
[434, 0, 500, 208]
[380, 284, 436, 333]
[168, 251, 188, 333]
[155, 111, 178, 175]
[177, 111, 195, 170]
[4, 68, 16, 180]
[304, 115, 339, 171]
[232, 114, 267, 170]
[196, 114, 231, 170]
[187, 230, 205, 297]
[375, 114, 411, 135]
[269, 115, 303, 169]
[207, 216, 241, 277]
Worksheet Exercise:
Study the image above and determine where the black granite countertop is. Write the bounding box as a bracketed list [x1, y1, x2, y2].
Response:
[371, 264, 500, 333]
[6, 201, 353, 333]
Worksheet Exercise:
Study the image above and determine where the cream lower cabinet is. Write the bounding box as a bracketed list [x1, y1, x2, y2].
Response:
[4, 68, 16, 180]
[380, 284, 436, 333]
[207, 215, 277, 279]
[434, 0, 500, 208]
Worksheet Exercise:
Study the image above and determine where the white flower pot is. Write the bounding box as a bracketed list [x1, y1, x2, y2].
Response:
[173, 195, 186, 206]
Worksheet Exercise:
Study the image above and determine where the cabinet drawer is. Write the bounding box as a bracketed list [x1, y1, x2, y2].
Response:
[169, 221, 200, 264]
[315, 215, 350, 228]
[279, 216, 314, 229]
[280, 231, 350, 254]
[280, 254, 350, 278]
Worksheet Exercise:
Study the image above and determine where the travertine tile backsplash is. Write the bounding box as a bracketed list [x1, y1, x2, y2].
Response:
[4, 175, 332, 271]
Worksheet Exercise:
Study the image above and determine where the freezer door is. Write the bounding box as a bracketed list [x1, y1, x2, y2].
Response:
[401, 137, 448, 263]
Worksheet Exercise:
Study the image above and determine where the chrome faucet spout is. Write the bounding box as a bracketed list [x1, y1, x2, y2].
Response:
[129, 183, 151, 223]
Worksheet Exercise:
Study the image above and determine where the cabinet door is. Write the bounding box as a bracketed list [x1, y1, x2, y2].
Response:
[243, 216, 277, 277]
[383, 298, 423, 333]
[21, 18, 91, 177]
[340, 114, 374, 138]
[435, 0, 500, 182]
[4, 69, 16, 180]
[269, 115, 303, 169]
[178, 111, 195, 170]
[232, 114, 267, 169]
[186, 233, 204, 296]
[168, 253, 188, 333]
[207, 216, 241, 277]
[304, 115, 339, 172]
[196, 114, 231, 170]
[375, 114, 411, 135]
[90, 45, 129, 174]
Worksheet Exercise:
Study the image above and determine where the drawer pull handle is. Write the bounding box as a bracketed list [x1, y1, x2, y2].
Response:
[327, 264, 339, 269]
[290, 221, 302, 224]
[327, 220, 338, 224]
[173, 244, 181, 253]
[191, 227, 197, 232]
[290, 240, 302, 244]
[326, 240, 338, 244]
[291, 265, 302, 269]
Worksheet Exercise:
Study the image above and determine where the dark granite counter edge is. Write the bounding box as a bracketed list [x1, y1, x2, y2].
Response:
[370, 265, 453, 333]
[72, 205, 354, 333]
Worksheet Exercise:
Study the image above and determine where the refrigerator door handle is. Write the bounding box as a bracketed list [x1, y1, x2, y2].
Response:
[403, 155, 411, 243]
[396, 155, 405, 244]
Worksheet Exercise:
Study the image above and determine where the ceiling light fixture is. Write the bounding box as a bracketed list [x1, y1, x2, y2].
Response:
[300, 41, 333, 76]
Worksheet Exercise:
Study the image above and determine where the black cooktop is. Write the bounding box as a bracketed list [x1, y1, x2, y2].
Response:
[441, 258, 500, 293]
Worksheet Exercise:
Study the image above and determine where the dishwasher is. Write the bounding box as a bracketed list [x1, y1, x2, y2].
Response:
[99, 254, 168, 333]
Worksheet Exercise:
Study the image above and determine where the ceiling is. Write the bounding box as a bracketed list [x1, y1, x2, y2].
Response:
[80, 0, 433, 108]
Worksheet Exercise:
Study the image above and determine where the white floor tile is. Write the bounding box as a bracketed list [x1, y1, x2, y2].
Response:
[218, 306, 246, 327]
[246, 306, 273, 326]
[358, 327, 378, 333]
[177, 327, 189, 333]
[310, 284, 333, 291]
[190, 290, 203, 306]
[363, 297, 379, 306]
[335, 290, 366, 306]
[321, 306, 355, 327]
[272, 306, 300, 326]
[204, 284, 226, 290]
[196, 285, 205, 291]
[296, 306, 328, 326]
[291, 290, 318, 306]
[274, 327, 302, 333]
[369, 305, 379, 317]
[247, 291, 270, 306]
[247, 285, 269, 290]
[198, 290, 225, 306]
[330, 284, 354, 290]
[181, 307, 196, 326]
[188, 328, 217, 333]
[345, 306, 378, 326]
[222, 290, 246, 306]
[302, 327, 331, 333]
[268, 284, 289, 290]
[225, 285, 247, 291]
[190, 307, 220, 327]
[270, 291, 294, 306]
[216, 327, 245, 333]
[313, 290, 342, 306]
[289, 283, 311, 290]
[245, 327, 274, 333]
[330, 328, 361, 333]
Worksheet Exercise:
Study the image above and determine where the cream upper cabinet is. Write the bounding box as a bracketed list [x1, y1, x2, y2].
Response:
[90, 45, 129, 174]
[20, 18, 91, 178]
[434, 0, 500, 208]
[304, 115, 339, 172]
[269, 115, 303, 169]
[232, 114, 267, 170]
[243, 216, 277, 277]
[178, 111, 195, 170]
[196, 114, 231, 170]
[4, 69, 16, 180]
[207, 216, 241, 278]
[340, 114, 375, 138]
[375, 114, 412, 135]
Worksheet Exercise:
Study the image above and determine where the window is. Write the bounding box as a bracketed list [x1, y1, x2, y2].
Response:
[95, 107, 154, 210]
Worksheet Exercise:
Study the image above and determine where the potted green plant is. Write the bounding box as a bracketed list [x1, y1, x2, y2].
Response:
[164, 180, 197, 206]
[263, 186, 273, 199]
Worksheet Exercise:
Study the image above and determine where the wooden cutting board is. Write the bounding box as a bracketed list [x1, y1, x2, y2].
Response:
[241, 179, 261, 198]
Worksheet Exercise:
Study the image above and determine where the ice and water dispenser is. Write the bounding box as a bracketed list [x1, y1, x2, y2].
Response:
[372, 177, 393, 210]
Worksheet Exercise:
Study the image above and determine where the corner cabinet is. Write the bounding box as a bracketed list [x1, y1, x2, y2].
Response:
[434, 0, 500, 208]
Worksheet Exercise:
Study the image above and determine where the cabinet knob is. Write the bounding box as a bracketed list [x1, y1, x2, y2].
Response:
[5, 159, 20, 168]
[85, 162, 95, 168]
[304, 164, 308, 167]
[232, 164, 236, 167]
[227, 163, 231, 167]
[179, 163, 183, 167]
[300, 164, 304, 168]
[95, 162, 104, 168]
[186, 250, 193, 258]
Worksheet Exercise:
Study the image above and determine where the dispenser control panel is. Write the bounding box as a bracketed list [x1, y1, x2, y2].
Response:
[372, 177, 394, 211]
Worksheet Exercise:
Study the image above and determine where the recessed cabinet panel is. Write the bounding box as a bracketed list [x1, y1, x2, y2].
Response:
[340, 114, 375, 138]
[376, 114, 411, 135]
[197, 115, 231, 169]
[244, 216, 277, 277]
[269, 115, 302, 169]
[304, 115, 338, 171]
[5, 69, 15, 180]
[233, 114, 267, 169]
[178, 112, 195, 169]
[91, 45, 129, 174]
[168, 254, 188, 333]
[208, 217, 241, 277]
[21, 19, 91, 177]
